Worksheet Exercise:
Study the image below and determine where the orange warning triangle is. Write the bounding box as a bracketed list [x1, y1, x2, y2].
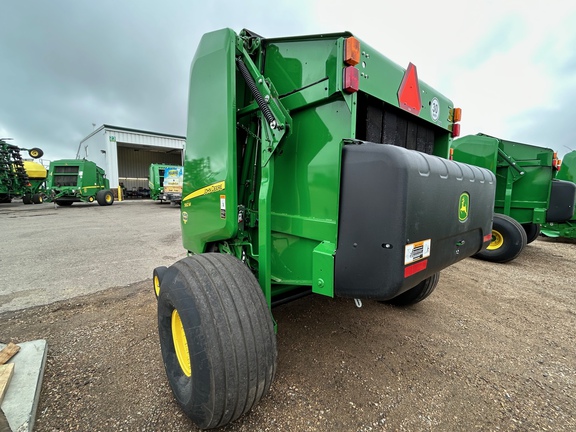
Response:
[397, 62, 422, 115]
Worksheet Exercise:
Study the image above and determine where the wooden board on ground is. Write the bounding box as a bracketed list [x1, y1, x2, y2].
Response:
[0, 363, 15, 405]
[0, 343, 20, 365]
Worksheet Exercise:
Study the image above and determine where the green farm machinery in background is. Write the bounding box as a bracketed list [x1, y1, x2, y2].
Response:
[44, 159, 115, 206]
[148, 163, 183, 204]
[152, 28, 497, 429]
[451, 133, 576, 262]
[0, 138, 45, 204]
[541, 150, 576, 239]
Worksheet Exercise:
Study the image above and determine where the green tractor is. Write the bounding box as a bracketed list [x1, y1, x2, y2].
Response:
[44, 159, 114, 206]
[451, 133, 576, 262]
[148, 163, 183, 204]
[0, 139, 45, 204]
[152, 28, 497, 429]
[540, 150, 576, 238]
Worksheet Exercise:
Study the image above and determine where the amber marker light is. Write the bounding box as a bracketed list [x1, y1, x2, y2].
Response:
[344, 37, 360, 66]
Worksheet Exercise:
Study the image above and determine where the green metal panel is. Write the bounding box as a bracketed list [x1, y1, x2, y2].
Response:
[557, 151, 576, 183]
[181, 28, 238, 253]
[452, 134, 555, 224]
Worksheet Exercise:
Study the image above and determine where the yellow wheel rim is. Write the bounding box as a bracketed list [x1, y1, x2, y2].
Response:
[30, 150, 39, 157]
[106, 193, 113, 204]
[153, 275, 161, 297]
[88, 196, 94, 202]
[171, 309, 192, 377]
[487, 229, 504, 250]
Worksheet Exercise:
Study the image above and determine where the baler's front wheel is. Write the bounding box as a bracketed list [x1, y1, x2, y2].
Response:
[522, 223, 541, 244]
[474, 214, 527, 263]
[384, 272, 440, 306]
[157, 254, 277, 430]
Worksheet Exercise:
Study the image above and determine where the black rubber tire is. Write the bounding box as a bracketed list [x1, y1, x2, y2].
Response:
[96, 190, 114, 206]
[385, 272, 440, 306]
[22, 195, 33, 204]
[153, 266, 167, 299]
[56, 200, 73, 206]
[522, 223, 541, 244]
[28, 147, 44, 158]
[32, 193, 43, 204]
[474, 214, 527, 263]
[157, 254, 277, 430]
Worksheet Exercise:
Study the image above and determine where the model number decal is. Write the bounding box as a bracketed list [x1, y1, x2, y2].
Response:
[404, 239, 431, 265]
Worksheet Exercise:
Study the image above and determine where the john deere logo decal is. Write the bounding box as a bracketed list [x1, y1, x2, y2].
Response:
[459, 192, 470, 222]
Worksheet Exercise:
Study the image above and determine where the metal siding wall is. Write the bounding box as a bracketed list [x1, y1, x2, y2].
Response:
[112, 130, 185, 149]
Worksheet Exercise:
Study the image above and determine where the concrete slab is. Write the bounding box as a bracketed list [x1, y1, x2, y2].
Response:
[0, 340, 47, 432]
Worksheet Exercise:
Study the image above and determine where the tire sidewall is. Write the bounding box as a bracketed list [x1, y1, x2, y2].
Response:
[157, 265, 214, 427]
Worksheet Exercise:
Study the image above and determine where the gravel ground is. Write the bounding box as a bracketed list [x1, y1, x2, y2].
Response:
[1, 235, 575, 431]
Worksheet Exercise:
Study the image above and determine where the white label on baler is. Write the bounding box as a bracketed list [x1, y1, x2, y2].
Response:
[220, 195, 226, 219]
[404, 239, 431, 265]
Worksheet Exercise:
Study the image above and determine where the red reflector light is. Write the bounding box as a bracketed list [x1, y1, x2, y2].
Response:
[397, 63, 421, 115]
[452, 123, 461, 137]
[404, 259, 428, 278]
[343, 66, 359, 93]
[483, 233, 493, 243]
[344, 37, 360, 66]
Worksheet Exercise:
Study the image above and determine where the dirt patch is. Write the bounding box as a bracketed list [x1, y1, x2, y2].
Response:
[1, 237, 575, 431]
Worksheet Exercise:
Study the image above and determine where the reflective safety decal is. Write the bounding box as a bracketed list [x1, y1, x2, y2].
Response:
[404, 239, 431, 265]
[404, 259, 428, 278]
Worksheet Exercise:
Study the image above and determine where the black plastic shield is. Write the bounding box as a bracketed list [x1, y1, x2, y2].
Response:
[335, 142, 496, 300]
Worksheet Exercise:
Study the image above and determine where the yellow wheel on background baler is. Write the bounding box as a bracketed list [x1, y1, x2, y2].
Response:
[486, 230, 504, 250]
[474, 214, 527, 263]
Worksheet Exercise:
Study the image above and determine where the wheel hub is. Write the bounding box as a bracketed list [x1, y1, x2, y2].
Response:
[487, 229, 504, 250]
[171, 309, 192, 377]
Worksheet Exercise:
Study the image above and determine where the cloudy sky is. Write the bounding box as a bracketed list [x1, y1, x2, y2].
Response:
[2, 0, 575, 161]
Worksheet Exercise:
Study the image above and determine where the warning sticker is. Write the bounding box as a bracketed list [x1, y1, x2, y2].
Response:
[220, 195, 226, 219]
[404, 239, 431, 265]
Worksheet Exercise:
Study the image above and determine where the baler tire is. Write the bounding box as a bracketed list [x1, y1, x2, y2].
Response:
[96, 190, 114, 206]
[28, 147, 44, 158]
[157, 254, 277, 430]
[385, 272, 440, 306]
[22, 195, 32, 204]
[522, 223, 541, 244]
[32, 193, 43, 204]
[153, 266, 167, 299]
[474, 214, 527, 263]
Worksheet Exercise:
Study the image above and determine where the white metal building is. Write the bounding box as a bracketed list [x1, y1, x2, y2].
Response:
[77, 124, 185, 192]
